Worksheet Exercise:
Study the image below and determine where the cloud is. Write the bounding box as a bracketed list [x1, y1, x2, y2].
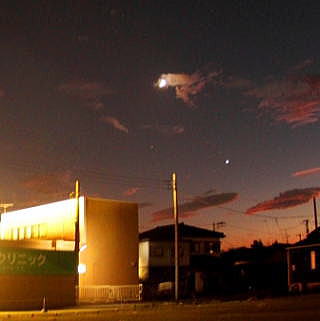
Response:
[246, 187, 320, 214]
[291, 59, 314, 71]
[222, 76, 253, 89]
[101, 116, 129, 133]
[151, 191, 238, 222]
[292, 167, 320, 177]
[123, 187, 140, 196]
[245, 74, 320, 127]
[142, 124, 184, 136]
[138, 202, 153, 209]
[58, 80, 113, 109]
[22, 171, 73, 194]
[157, 70, 221, 106]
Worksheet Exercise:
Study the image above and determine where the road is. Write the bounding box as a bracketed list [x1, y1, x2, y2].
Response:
[0, 294, 320, 321]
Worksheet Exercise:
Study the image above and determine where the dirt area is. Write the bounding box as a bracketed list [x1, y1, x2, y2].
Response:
[0, 293, 320, 321]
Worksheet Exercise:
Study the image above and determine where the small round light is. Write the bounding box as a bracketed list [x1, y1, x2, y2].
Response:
[78, 263, 87, 274]
[158, 78, 167, 88]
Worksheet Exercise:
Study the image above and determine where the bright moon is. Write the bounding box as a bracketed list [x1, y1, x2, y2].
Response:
[225, 159, 230, 164]
[158, 78, 167, 88]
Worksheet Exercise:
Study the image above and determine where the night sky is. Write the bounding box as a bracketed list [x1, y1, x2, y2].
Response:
[1, 0, 320, 249]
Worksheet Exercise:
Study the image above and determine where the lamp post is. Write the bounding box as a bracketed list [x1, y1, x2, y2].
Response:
[74, 180, 80, 289]
[172, 172, 179, 301]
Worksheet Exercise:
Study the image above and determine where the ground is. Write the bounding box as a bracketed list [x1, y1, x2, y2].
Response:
[1, 294, 320, 321]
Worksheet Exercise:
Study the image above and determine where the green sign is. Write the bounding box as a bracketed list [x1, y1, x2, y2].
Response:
[0, 247, 75, 275]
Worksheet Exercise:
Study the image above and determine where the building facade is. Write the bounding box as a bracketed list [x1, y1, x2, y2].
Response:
[0, 196, 139, 308]
[139, 223, 225, 298]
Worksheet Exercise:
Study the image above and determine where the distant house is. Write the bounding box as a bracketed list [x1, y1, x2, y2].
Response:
[139, 223, 225, 297]
[287, 228, 320, 293]
[221, 243, 288, 296]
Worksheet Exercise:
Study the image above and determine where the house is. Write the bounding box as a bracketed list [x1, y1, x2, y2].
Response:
[0, 196, 139, 308]
[221, 243, 288, 296]
[287, 227, 320, 293]
[139, 223, 225, 298]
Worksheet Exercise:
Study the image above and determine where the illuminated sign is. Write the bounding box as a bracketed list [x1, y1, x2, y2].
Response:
[0, 247, 75, 275]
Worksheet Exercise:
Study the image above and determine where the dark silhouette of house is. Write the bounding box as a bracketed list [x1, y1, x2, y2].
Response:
[139, 223, 225, 298]
[287, 228, 320, 293]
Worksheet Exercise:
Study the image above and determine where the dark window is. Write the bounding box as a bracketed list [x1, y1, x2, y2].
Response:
[150, 246, 164, 257]
[191, 242, 201, 253]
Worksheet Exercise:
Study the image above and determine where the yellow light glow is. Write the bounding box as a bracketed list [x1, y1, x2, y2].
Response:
[158, 78, 167, 88]
[78, 263, 87, 274]
[311, 250, 316, 270]
[0, 197, 85, 241]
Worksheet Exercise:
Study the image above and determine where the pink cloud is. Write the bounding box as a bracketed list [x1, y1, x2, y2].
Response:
[246, 75, 320, 127]
[22, 171, 73, 194]
[142, 124, 185, 136]
[291, 59, 314, 71]
[292, 167, 320, 177]
[123, 187, 140, 196]
[58, 80, 113, 109]
[101, 116, 128, 133]
[246, 187, 320, 214]
[222, 76, 253, 89]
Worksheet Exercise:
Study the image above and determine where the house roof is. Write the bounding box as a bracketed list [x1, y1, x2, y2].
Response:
[294, 227, 320, 246]
[139, 223, 225, 241]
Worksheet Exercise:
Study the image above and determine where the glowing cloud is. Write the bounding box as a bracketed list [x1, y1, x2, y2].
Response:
[58, 80, 113, 109]
[22, 171, 73, 194]
[123, 187, 140, 196]
[151, 191, 238, 222]
[292, 167, 320, 177]
[157, 71, 220, 106]
[142, 124, 184, 136]
[101, 116, 129, 133]
[246, 74, 320, 127]
[246, 187, 320, 214]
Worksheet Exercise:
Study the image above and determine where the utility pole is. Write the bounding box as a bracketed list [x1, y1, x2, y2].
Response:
[74, 180, 80, 290]
[303, 219, 309, 235]
[313, 197, 318, 230]
[172, 172, 179, 301]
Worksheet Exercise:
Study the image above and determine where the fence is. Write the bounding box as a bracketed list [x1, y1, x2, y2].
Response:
[77, 284, 142, 303]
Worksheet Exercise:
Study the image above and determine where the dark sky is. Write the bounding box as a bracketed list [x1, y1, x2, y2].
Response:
[1, 0, 320, 248]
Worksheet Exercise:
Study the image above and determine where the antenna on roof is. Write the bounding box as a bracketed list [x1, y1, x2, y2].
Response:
[0, 203, 13, 223]
[0, 203, 13, 214]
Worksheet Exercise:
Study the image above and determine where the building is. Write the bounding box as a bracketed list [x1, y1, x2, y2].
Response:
[287, 228, 320, 293]
[139, 223, 225, 298]
[0, 196, 139, 308]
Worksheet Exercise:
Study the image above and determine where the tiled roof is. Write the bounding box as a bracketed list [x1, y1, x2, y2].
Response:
[139, 223, 225, 241]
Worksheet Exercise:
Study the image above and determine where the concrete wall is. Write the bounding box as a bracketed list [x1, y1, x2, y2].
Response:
[80, 197, 139, 286]
[0, 275, 75, 310]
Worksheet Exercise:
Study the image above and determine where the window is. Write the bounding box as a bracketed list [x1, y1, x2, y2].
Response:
[150, 246, 164, 257]
[12, 228, 18, 240]
[39, 223, 48, 238]
[191, 242, 201, 253]
[18, 227, 25, 240]
[26, 226, 32, 239]
[32, 225, 40, 238]
[205, 242, 220, 255]
[311, 250, 317, 270]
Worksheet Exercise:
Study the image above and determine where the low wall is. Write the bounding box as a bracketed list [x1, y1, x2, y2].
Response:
[78, 284, 142, 303]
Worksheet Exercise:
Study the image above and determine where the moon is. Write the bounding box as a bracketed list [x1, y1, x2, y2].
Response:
[158, 78, 168, 88]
